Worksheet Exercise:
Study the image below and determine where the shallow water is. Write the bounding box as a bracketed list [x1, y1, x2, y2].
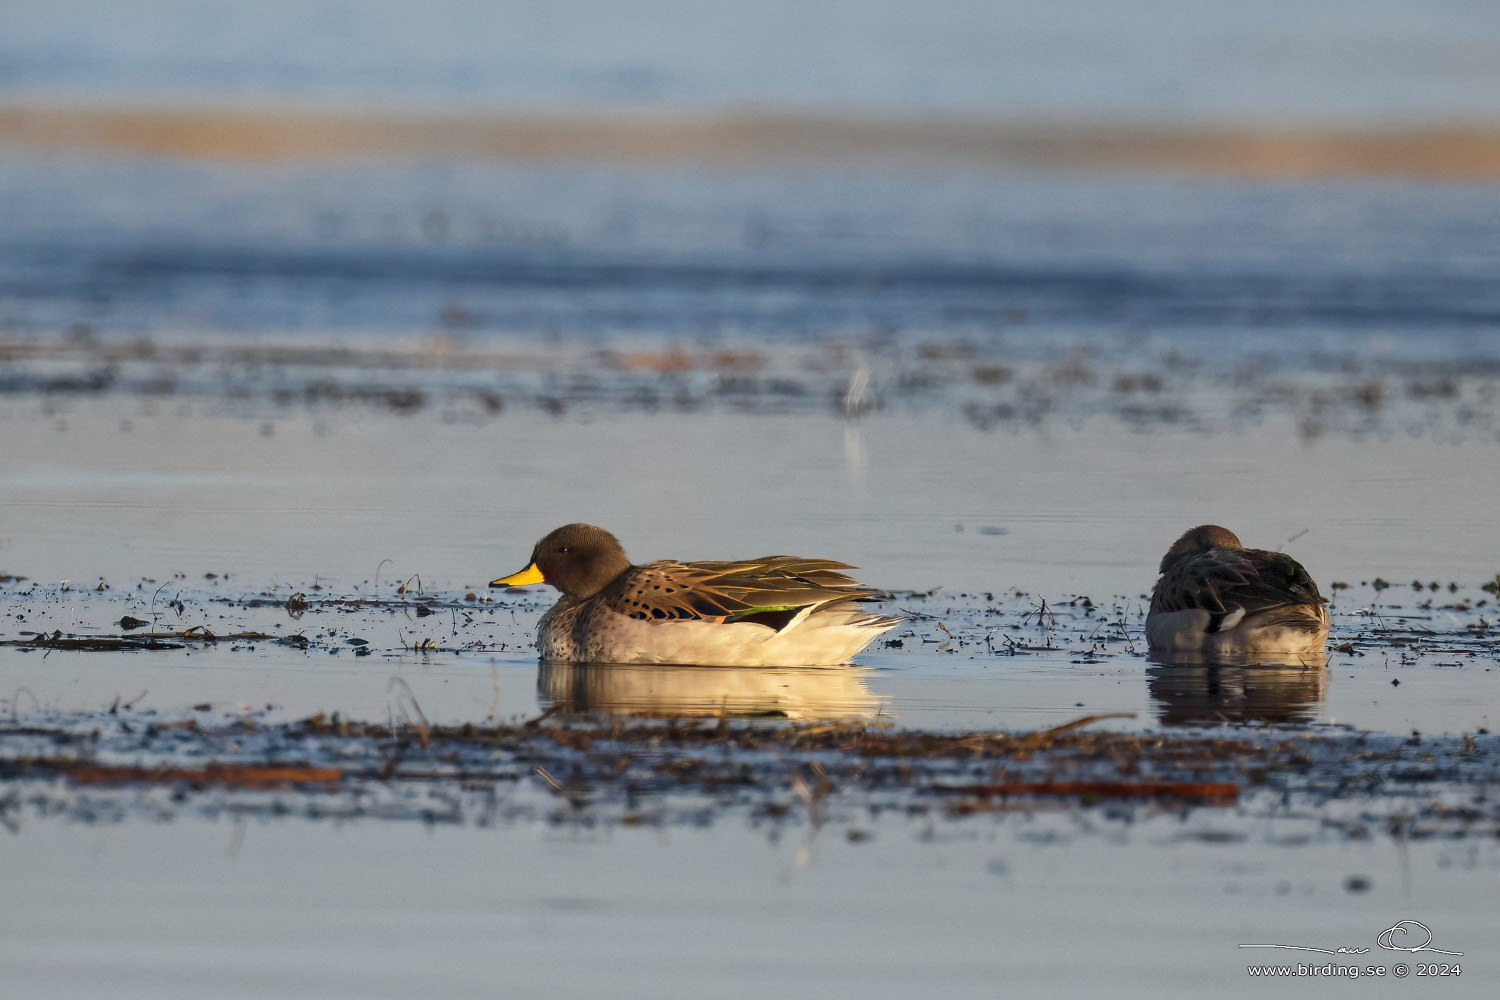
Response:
[4, 16, 1500, 985]
[2, 812, 1494, 1000]
[3, 395, 1499, 597]
[4, 156, 1499, 343]
[1, 585, 1494, 740]
[4, 325, 1500, 999]
[1, 397, 1496, 740]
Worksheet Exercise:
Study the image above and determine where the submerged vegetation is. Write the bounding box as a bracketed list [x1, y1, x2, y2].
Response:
[1, 705, 1495, 844]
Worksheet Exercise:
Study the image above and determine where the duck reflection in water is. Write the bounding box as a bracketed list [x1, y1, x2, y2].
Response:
[538, 660, 883, 722]
[1146, 654, 1328, 726]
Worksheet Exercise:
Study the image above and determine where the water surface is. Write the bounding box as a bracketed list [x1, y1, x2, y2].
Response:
[3, 5, 1499, 994]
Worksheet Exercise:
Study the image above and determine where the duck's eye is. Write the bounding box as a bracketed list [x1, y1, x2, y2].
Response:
[556, 546, 570, 554]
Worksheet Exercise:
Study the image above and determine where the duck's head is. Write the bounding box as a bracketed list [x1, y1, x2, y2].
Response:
[1159, 524, 1242, 574]
[490, 523, 632, 599]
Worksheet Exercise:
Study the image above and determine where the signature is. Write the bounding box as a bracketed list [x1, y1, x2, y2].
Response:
[1239, 920, 1462, 957]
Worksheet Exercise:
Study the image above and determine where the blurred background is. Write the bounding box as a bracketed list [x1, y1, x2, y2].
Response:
[4, 0, 1499, 121]
[1, 0, 1498, 347]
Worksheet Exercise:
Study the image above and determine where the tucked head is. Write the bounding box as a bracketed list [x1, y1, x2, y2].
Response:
[491, 523, 632, 599]
[1159, 524, 1243, 574]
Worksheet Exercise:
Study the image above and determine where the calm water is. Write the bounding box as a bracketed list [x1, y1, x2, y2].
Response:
[4, 2, 1500, 358]
[3, 815, 1489, 1000]
[2, 401, 1497, 739]
[3, 5, 1500, 997]
[2, 157, 1499, 361]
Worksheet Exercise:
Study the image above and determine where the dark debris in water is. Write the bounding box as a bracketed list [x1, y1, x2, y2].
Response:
[5, 574, 1500, 669]
[0, 627, 298, 652]
[1, 709, 1497, 843]
[0, 578, 552, 657]
[4, 334, 1500, 439]
[3, 573, 1498, 839]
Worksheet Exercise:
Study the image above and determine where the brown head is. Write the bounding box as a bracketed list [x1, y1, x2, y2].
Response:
[1159, 524, 1243, 574]
[490, 523, 632, 599]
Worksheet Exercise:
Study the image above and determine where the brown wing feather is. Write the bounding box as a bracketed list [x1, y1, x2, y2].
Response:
[1151, 547, 1324, 617]
[598, 557, 881, 623]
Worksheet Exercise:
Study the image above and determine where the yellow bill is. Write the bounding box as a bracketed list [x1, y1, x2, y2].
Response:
[490, 562, 546, 587]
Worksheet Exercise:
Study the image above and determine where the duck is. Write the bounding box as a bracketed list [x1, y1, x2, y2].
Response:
[1146, 524, 1329, 657]
[490, 523, 902, 665]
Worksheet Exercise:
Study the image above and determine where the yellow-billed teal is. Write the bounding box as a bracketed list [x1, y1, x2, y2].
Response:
[491, 523, 901, 665]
